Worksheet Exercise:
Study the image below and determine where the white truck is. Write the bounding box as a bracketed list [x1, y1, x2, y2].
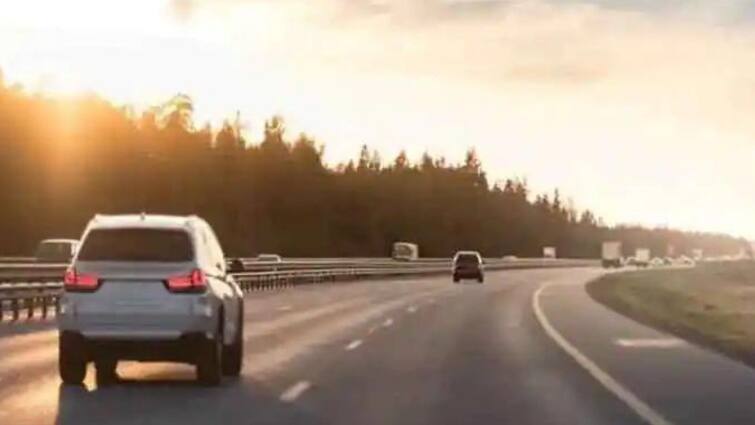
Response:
[601, 241, 622, 268]
[543, 247, 557, 259]
[692, 249, 704, 262]
[392, 242, 419, 261]
[635, 248, 651, 267]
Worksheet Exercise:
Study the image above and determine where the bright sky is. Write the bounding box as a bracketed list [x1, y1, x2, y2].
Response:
[1, 0, 754, 238]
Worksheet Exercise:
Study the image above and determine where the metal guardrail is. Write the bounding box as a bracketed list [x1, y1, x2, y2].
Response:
[0, 258, 598, 323]
[0, 263, 67, 282]
[0, 257, 37, 263]
[0, 282, 62, 321]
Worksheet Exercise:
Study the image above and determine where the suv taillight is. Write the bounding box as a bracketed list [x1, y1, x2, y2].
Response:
[63, 268, 100, 292]
[166, 269, 207, 293]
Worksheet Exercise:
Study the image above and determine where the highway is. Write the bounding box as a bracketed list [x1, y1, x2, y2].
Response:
[2, 268, 755, 424]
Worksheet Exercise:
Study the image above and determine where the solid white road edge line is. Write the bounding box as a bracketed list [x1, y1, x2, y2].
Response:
[345, 339, 363, 351]
[532, 284, 674, 425]
[279, 381, 312, 402]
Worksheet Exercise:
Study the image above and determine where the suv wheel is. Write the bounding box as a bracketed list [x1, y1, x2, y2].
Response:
[453, 275, 460, 283]
[197, 333, 222, 386]
[59, 332, 87, 385]
[222, 304, 244, 377]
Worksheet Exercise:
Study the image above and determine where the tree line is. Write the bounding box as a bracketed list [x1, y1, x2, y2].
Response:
[0, 78, 748, 258]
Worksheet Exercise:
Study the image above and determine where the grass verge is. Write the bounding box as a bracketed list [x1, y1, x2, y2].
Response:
[586, 261, 755, 367]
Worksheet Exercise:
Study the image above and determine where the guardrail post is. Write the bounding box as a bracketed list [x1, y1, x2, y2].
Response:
[55, 296, 61, 315]
[41, 296, 48, 319]
[12, 298, 19, 321]
[27, 296, 34, 319]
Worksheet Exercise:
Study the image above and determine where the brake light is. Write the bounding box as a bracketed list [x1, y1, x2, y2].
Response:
[166, 269, 207, 293]
[63, 268, 100, 292]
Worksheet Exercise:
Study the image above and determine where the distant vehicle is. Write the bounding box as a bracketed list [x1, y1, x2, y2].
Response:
[635, 248, 651, 267]
[663, 257, 674, 265]
[392, 242, 419, 261]
[256, 253, 282, 263]
[228, 258, 245, 273]
[626, 256, 637, 266]
[256, 253, 282, 271]
[650, 257, 664, 267]
[502, 255, 518, 261]
[452, 251, 484, 283]
[601, 241, 622, 268]
[678, 255, 696, 266]
[692, 249, 704, 261]
[35, 239, 78, 263]
[58, 214, 244, 387]
[543, 246, 557, 259]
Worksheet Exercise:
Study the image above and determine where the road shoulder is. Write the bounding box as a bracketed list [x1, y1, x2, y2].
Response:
[536, 278, 755, 425]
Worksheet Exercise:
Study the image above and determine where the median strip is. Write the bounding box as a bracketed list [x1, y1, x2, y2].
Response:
[587, 261, 755, 370]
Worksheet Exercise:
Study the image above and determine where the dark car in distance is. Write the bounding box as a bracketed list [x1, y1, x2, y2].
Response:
[452, 251, 484, 283]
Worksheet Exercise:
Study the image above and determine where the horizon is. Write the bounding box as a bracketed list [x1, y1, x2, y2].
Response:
[2, 0, 754, 239]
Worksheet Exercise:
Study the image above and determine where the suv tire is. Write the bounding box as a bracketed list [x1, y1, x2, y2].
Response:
[95, 358, 118, 387]
[59, 332, 87, 385]
[222, 304, 244, 377]
[197, 333, 222, 386]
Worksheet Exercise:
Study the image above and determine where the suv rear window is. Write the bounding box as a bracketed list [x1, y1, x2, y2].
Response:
[456, 254, 480, 264]
[78, 228, 193, 262]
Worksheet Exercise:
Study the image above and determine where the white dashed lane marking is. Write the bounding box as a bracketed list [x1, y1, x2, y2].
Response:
[615, 338, 686, 348]
[383, 318, 394, 327]
[277, 305, 293, 311]
[345, 339, 363, 351]
[407, 306, 418, 314]
[280, 381, 311, 402]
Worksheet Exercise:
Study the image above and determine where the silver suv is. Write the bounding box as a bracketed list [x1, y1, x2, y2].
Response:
[58, 214, 244, 386]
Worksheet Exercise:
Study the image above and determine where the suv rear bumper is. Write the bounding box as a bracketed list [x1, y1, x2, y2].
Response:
[58, 295, 219, 338]
[61, 330, 208, 363]
[453, 268, 483, 278]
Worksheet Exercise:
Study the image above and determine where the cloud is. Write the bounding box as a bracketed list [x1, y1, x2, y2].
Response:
[168, 0, 196, 22]
[504, 64, 606, 84]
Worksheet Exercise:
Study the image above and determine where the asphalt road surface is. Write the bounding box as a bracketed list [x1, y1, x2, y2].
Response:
[1, 268, 754, 425]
